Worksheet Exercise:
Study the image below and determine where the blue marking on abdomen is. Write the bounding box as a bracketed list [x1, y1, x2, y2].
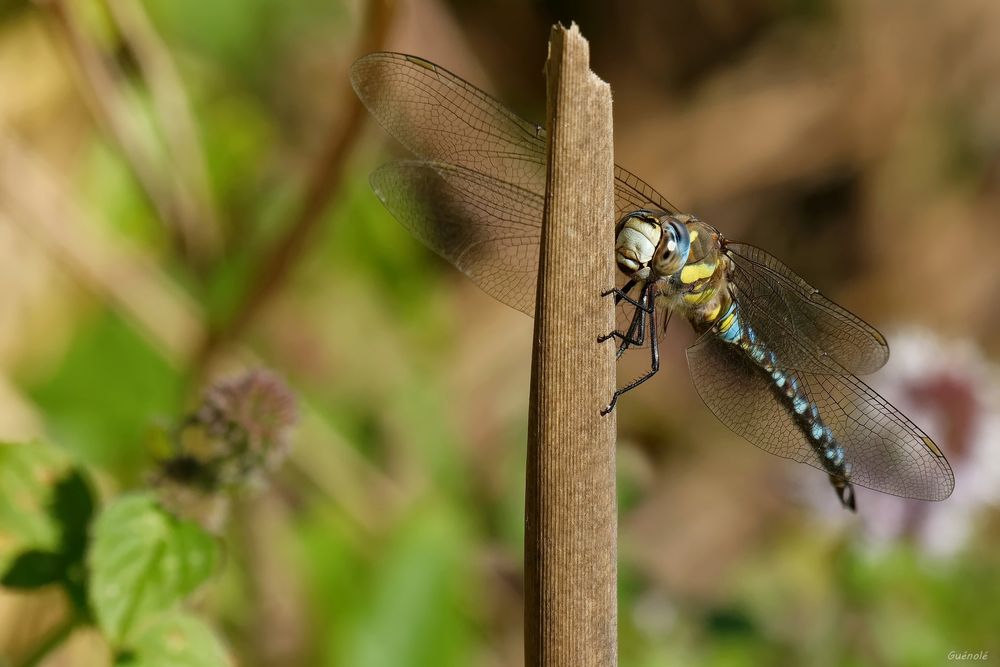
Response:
[716, 306, 849, 480]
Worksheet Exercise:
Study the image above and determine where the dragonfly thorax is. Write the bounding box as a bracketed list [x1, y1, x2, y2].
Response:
[614, 211, 691, 280]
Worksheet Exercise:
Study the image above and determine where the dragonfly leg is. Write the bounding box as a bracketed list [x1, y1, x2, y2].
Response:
[602, 285, 663, 415]
[616, 305, 646, 359]
[599, 300, 646, 356]
[599, 279, 653, 351]
[601, 278, 649, 310]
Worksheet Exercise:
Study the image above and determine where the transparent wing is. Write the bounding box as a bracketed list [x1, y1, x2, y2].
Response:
[686, 332, 954, 501]
[614, 168, 678, 219]
[352, 51, 678, 318]
[725, 242, 889, 375]
[351, 52, 678, 218]
[371, 160, 542, 316]
[351, 52, 548, 193]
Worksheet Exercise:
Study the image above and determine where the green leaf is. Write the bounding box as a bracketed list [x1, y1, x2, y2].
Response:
[90, 494, 218, 646]
[48, 469, 98, 610]
[1, 549, 65, 588]
[0, 442, 65, 561]
[50, 466, 96, 561]
[0, 442, 79, 579]
[0, 447, 97, 610]
[115, 612, 231, 667]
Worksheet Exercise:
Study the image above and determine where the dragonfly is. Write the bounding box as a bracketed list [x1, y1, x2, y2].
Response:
[350, 51, 955, 510]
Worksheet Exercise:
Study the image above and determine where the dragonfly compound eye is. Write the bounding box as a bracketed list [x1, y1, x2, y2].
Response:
[652, 219, 691, 277]
[615, 213, 662, 277]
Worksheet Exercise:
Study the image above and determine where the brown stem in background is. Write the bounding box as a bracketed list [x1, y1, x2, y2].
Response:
[195, 0, 395, 367]
[35, 0, 216, 265]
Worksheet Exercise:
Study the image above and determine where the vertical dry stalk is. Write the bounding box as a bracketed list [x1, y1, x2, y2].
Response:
[524, 23, 618, 667]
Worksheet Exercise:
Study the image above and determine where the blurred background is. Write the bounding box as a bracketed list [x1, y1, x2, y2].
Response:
[0, 0, 999, 664]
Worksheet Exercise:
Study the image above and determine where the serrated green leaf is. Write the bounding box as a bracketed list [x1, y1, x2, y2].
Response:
[90, 494, 218, 646]
[0, 450, 97, 611]
[0, 442, 68, 572]
[115, 612, 231, 667]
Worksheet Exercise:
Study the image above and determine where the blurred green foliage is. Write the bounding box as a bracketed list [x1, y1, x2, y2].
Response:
[25, 310, 182, 480]
[296, 503, 478, 666]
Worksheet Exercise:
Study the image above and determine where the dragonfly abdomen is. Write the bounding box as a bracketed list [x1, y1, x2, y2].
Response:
[715, 301, 856, 508]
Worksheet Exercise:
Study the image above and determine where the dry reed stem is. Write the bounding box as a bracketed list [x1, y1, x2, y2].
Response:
[524, 23, 618, 667]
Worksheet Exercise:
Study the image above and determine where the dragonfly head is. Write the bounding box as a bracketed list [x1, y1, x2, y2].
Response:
[614, 211, 691, 280]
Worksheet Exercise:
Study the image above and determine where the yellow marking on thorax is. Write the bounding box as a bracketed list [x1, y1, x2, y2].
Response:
[683, 285, 716, 305]
[704, 301, 722, 322]
[680, 258, 718, 284]
[689, 229, 699, 243]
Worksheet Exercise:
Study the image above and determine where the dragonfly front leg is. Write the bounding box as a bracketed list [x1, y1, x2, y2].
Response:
[598, 279, 651, 354]
[601, 284, 665, 415]
[600, 298, 647, 359]
[600, 278, 644, 309]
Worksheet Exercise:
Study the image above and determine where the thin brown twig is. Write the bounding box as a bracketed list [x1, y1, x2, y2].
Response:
[195, 0, 395, 366]
[35, 0, 214, 265]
